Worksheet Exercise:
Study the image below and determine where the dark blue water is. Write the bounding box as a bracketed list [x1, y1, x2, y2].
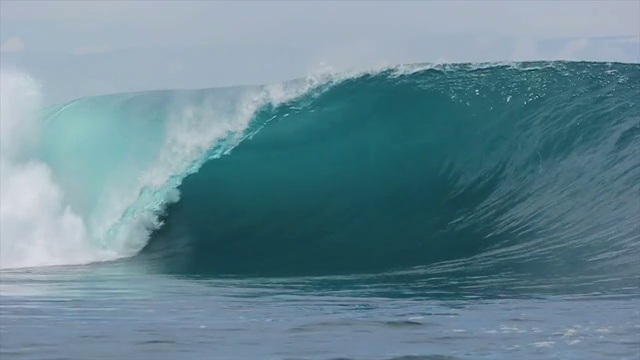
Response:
[1, 61, 639, 359]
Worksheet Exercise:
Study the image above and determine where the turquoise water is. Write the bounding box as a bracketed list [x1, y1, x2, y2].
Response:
[1, 61, 639, 359]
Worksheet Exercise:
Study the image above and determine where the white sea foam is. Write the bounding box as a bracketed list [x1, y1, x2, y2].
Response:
[0, 69, 116, 269]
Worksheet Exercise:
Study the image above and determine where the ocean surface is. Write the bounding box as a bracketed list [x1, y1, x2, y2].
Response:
[1, 61, 639, 359]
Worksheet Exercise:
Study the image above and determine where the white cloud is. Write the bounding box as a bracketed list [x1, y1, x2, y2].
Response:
[612, 35, 640, 44]
[1, 36, 25, 52]
[74, 45, 111, 55]
[2, 1, 639, 54]
[476, 37, 493, 49]
[511, 38, 539, 60]
[596, 43, 629, 62]
[557, 38, 591, 60]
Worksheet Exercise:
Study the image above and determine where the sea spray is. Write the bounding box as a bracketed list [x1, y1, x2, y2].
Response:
[0, 69, 113, 268]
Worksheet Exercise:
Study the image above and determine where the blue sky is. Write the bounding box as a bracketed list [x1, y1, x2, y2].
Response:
[1, 0, 639, 105]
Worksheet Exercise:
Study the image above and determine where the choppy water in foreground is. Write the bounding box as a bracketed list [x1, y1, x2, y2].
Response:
[1, 264, 639, 360]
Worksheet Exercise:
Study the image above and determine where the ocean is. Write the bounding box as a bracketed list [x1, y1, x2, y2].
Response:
[1, 61, 639, 359]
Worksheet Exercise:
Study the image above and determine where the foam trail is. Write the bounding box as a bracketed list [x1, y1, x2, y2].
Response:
[0, 69, 115, 269]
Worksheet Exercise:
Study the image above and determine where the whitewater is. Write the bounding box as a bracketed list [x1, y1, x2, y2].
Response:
[1, 70, 102, 268]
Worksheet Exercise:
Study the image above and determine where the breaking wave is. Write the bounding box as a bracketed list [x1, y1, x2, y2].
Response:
[1, 62, 638, 282]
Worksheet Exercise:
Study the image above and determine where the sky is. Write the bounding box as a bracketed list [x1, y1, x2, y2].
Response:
[1, 0, 639, 105]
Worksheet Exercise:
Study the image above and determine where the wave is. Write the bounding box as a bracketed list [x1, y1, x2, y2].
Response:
[1, 62, 638, 280]
[0, 65, 346, 269]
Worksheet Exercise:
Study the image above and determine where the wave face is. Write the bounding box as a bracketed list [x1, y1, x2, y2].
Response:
[142, 62, 640, 277]
[2, 62, 639, 281]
